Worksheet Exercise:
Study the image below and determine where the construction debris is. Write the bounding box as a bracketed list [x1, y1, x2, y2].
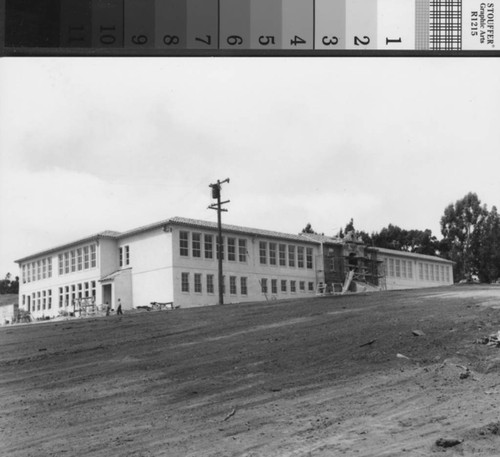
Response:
[359, 339, 376, 347]
[396, 353, 410, 360]
[223, 408, 236, 421]
[412, 330, 425, 337]
[435, 438, 462, 448]
[474, 331, 500, 347]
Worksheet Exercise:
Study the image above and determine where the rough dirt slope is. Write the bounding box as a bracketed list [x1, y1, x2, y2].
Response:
[2, 285, 500, 456]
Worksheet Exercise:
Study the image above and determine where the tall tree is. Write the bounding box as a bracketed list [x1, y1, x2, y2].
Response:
[440, 192, 488, 280]
[301, 223, 317, 234]
[477, 205, 500, 282]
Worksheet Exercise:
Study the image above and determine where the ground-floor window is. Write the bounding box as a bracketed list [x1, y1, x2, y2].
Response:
[281, 280, 287, 292]
[194, 273, 202, 293]
[261, 278, 268, 294]
[230, 276, 237, 295]
[271, 279, 277, 294]
[290, 280, 296, 293]
[308, 282, 314, 291]
[240, 277, 248, 295]
[207, 275, 214, 294]
[181, 272, 189, 292]
[299, 281, 305, 292]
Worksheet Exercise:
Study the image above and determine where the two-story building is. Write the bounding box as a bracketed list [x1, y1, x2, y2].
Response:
[16, 216, 454, 319]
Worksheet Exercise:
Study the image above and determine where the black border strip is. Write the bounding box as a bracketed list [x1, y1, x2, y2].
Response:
[2, 47, 500, 57]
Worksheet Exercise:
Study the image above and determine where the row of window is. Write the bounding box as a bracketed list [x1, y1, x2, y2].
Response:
[58, 281, 97, 308]
[180, 231, 248, 262]
[181, 272, 247, 295]
[21, 257, 53, 284]
[260, 278, 315, 294]
[386, 258, 414, 279]
[259, 242, 314, 269]
[119, 245, 130, 267]
[418, 262, 451, 282]
[58, 244, 97, 276]
[385, 258, 451, 282]
[180, 272, 315, 296]
[23, 289, 52, 312]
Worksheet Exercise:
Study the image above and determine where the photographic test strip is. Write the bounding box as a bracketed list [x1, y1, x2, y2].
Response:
[1, 0, 498, 55]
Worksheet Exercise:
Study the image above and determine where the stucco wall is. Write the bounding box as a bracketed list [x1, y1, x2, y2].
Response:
[171, 226, 320, 308]
[119, 228, 173, 307]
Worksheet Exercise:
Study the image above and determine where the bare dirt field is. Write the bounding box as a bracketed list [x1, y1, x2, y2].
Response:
[2, 285, 500, 456]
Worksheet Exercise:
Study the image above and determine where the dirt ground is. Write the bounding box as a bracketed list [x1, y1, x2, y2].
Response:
[2, 285, 500, 456]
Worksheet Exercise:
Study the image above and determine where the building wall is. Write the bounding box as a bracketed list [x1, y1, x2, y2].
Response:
[18, 241, 102, 319]
[119, 228, 174, 307]
[0, 303, 17, 324]
[379, 249, 453, 290]
[171, 226, 319, 307]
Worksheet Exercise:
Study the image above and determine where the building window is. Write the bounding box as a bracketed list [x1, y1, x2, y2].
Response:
[42, 290, 46, 310]
[71, 250, 76, 272]
[279, 244, 287, 266]
[207, 274, 214, 294]
[227, 238, 236, 261]
[77, 248, 83, 271]
[48, 258, 52, 278]
[288, 246, 296, 267]
[419, 262, 423, 280]
[119, 247, 123, 267]
[446, 266, 450, 282]
[297, 247, 304, 268]
[192, 233, 201, 258]
[402, 260, 407, 278]
[408, 261, 413, 279]
[299, 281, 305, 292]
[22, 265, 26, 284]
[78, 283, 83, 298]
[291, 280, 296, 293]
[308, 281, 314, 291]
[306, 248, 313, 269]
[271, 279, 277, 294]
[84, 282, 89, 297]
[37, 292, 41, 311]
[90, 245, 97, 268]
[48, 290, 52, 309]
[205, 234, 213, 259]
[440, 265, 445, 282]
[59, 288, 63, 308]
[238, 239, 247, 262]
[180, 231, 189, 257]
[230, 276, 237, 295]
[216, 236, 224, 260]
[84, 246, 89, 269]
[261, 278, 268, 294]
[395, 259, 401, 278]
[269, 243, 277, 265]
[125, 245, 130, 265]
[64, 252, 70, 274]
[240, 277, 248, 295]
[388, 258, 395, 277]
[42, 259, 47, 279]
[281, 279, 287, 293]
[194, 273, 202, 293]
[424, 264, 429, 281]
[37, 260, 41, 280]
[181, 272, 189, 292]
[259, 242, 267, 265]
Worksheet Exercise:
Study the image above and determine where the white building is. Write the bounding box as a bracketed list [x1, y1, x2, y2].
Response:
[15, 217, 454, 319]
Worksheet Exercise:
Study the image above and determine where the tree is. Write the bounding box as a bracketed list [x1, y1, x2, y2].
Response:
[440, 192, 488, 280]
[301, 223, 317, 234]
[477, 205, 500, 282]
[0, 273, 18, 294]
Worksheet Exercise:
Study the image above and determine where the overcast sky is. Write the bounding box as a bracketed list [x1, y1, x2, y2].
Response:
[1, 57, 499, 275]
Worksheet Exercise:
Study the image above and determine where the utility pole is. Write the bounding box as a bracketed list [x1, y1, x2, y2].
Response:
[208, 178, 230, 305]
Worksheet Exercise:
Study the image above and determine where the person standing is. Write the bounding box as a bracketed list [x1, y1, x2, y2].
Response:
[116, 298, 123, 315]
[105, 301, 111, 316]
